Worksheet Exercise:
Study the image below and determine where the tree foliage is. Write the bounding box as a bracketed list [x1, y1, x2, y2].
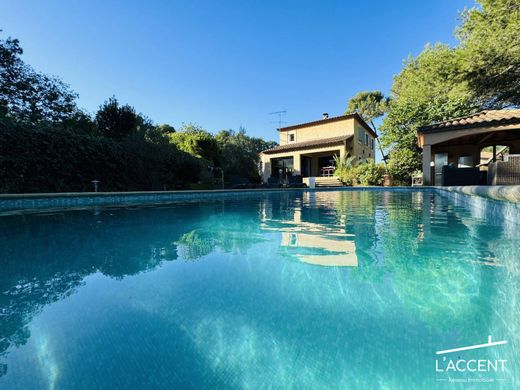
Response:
[457, 0, 520, 107]
[379, 0, 520, 183]
[333, 154, 357, 185]
[387, 148, 422, 185]
[0, 117, 202, 193]
[381, 44, 480, 151]
[169, 125, 277, 182]
[0, 32, 279, 192]
[144, 123, 176, 144]
[168, 123, 221, 163]
[346, 90, 390, 168]
[354, 161, 386, 186]
[215, 127, 277, 181]
[334, 157, 385, 186]
[346, 91, 389, 124]
[0, 34, 78, 123]
[95, 96, 141, 139]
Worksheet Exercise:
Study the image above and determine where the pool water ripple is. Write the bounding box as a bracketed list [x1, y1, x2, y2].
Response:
[0, 189, 519, 389]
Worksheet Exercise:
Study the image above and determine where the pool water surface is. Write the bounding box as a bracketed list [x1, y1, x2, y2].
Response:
[0, 190, 518, 389]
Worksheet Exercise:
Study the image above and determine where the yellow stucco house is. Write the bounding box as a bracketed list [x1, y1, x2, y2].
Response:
[260, 113, 376, 183]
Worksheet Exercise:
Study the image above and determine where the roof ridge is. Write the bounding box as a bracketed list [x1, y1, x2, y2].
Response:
[426, 110, 488, 127]
[278, 113, 355, 131]
[418, 108, 520, 133]
[277, 112, 377, 138]
[427, 108, 520, 127]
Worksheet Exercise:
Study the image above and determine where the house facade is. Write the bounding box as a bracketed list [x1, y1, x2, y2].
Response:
[260, 113, 376, 182]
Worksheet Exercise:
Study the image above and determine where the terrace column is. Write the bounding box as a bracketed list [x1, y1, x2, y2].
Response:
[262, 160, 271, 182]
[422, 145, 432, 185]
[339, 145, 346, 160]
[293, 153, 301, 175]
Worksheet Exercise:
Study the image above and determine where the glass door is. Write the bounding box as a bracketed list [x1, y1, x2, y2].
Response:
[434, 153, 448, 185]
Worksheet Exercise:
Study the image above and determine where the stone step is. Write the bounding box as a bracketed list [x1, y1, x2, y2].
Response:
[314, 177, 344, 187]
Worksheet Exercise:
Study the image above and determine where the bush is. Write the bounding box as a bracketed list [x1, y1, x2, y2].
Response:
[354, 160, 386, 186]
[0, 118, 203, 193]
[335, 158, 385, 186]
[333, 154, 357, 185]
[387, 148, 422, 185]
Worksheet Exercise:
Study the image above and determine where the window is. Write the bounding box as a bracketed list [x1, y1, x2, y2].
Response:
[358, 129, 364, 143]
[365, 133, 369, 146]
[458, 156, 473, 168]
[288, 132, 296, 143]
[371, 138, 375, 150]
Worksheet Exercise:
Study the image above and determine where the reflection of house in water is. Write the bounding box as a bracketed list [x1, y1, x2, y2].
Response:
[260, 192, 358, 267]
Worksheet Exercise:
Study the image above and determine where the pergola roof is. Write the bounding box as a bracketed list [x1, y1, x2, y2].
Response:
[418, 109, 520, 133]
[262, 135, 352, 155]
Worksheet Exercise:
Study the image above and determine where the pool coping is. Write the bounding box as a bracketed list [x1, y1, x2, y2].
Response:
[0, 185, 519, 213]
[437, 185, 520, 204]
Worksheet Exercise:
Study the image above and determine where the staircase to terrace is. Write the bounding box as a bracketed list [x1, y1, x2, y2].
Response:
[314, 176, 344, 187]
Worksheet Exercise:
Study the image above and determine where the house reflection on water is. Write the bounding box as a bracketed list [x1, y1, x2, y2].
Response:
[260, 191, 359, 267]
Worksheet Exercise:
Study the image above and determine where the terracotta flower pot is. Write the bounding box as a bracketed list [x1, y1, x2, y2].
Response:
[383, 174, 394, 187]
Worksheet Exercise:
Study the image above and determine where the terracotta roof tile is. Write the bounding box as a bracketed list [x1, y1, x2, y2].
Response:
[262, 135, 353, 155]
[418, 109, 520, 133]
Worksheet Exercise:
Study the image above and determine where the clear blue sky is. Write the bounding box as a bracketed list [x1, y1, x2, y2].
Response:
[2, 0, 474, 141]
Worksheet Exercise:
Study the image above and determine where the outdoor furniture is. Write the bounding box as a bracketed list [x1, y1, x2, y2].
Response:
[488, 155, 520, 185]
[411, 174, 423, 186]
[320, 166, 335, 177]
[441, 166, 480, 186]
[287, 175, 305, 188]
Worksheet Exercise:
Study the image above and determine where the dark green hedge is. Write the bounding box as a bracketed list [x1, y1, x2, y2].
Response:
[0, 119, 203, 193]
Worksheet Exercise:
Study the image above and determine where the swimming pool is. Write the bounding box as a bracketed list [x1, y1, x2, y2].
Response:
[0, 189, 518, 388]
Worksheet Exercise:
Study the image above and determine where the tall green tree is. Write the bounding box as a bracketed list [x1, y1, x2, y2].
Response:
[381, 0, 520, 162]
[144, 123, 176, 144]
[215, 127, 277, 181]
[457, 0, 520, 107]
[0, 34, 78, 123]
[346, 91, 389, 167]
[346, 91, 389, 124]
[61, 110, 97, 135]
[381, 44, 479, 152]
[379, 44, 482, 183]
[95, 97, 140, 139]
[168, 123, 220, 164]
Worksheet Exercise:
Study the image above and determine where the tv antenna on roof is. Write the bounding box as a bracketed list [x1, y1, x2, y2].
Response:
[269, 110, 287, 129]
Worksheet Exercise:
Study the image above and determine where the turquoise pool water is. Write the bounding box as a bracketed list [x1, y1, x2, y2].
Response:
[0, 189, 518, 389]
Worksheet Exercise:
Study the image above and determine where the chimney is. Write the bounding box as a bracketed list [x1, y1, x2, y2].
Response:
[322, 113, 329, 119]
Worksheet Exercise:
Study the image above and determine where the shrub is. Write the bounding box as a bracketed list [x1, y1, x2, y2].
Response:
[0, 118, 203, 193]
[334, 157, 385, 186]
[387, 148, 422, 185]
[333, 154, 357, 185]
[354, 160, 386, 186]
